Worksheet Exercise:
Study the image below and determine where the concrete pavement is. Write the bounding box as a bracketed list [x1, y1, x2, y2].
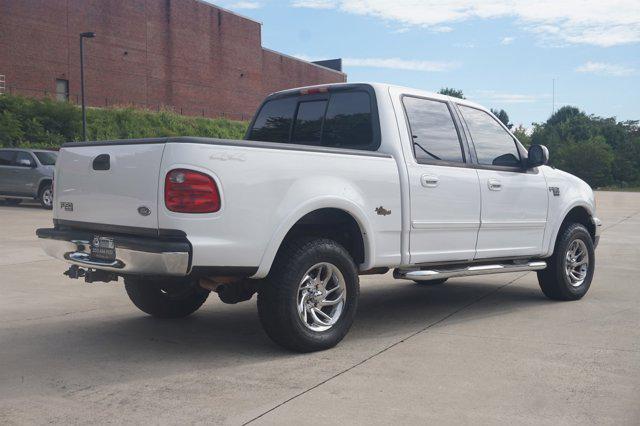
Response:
[0, 192, 639, 425]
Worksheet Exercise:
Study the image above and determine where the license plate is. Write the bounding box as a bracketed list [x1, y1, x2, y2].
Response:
[91, 236, 116, 261]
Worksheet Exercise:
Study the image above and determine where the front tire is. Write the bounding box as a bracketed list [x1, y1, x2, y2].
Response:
[537, 223, 595, 301]
[124, 277, 209, 318]
[258, 237, 359, 352]
[39, 184, 53, 210]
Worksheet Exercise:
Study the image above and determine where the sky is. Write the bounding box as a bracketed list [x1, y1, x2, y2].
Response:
[211, 0, 640, 128]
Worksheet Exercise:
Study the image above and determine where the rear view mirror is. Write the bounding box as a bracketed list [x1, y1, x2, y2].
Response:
[18, 158, 35, 168]
[527, 144, 549, 168]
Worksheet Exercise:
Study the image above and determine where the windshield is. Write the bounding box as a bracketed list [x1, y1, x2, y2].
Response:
[34, 151, 57, 166]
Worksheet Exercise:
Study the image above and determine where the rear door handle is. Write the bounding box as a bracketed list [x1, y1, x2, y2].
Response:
[488, 178, 502, 191]
[421, 174, 439, 188]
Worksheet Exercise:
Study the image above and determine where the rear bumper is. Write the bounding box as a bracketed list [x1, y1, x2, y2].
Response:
[36, 228, 190, 276]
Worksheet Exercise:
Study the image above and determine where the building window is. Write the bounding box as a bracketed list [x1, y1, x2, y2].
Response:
[56, 79, 69, 102]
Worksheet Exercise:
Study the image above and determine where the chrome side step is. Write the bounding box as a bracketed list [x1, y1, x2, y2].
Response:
[394, 261, 547, 281]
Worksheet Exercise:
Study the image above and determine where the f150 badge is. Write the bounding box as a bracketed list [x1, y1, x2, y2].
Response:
[60, 202, 73, 211]
[548, 187, 560, 196]
[375, 206, 391, 216]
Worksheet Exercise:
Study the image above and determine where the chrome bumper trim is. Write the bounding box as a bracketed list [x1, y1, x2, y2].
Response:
[591, 216, 602, 237]
[39, 237, 189, 276]
[394, 261, 547, 281]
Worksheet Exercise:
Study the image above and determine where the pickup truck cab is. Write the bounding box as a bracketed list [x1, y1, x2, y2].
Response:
[37, 83, 601, 352]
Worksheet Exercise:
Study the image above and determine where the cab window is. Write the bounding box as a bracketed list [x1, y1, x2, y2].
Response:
[458, 105, 521, 168]
[403, 96, 464, 163]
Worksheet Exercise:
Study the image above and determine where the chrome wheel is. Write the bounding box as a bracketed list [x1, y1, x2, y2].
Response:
[42, 188, 53, 207]
[297, 262, 347, 332]
[564, 239, 589, 287]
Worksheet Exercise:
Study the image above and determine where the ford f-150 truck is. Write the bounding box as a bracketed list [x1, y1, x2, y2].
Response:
[37, 83, 601, 352]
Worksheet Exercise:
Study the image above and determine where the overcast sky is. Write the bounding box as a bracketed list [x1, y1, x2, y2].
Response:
[213, 0, 640, 128]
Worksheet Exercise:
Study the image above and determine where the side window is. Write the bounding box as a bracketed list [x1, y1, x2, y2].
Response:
[15, 151, 35, 167]
[458, 105, 521, 167]
[0, 151, 15, 166]
[291, 100, 327, 144]
[403, 96, 464, 163]
[248, 97, 297, 143]
[323, 91, 373, 148]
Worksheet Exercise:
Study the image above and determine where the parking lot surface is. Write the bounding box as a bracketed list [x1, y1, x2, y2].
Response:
[1, 192, 639, 425]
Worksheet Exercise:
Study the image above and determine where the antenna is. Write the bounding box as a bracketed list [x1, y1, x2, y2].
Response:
[552, 78, 555, 115]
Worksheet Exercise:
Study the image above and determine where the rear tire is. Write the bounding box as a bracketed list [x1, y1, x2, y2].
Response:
[413, 278, 448, 286]
[38, 183, 53, 210]
[257, 237, 359, 352]
[124, 277, 209, 318]
[537, 223, 595, 301]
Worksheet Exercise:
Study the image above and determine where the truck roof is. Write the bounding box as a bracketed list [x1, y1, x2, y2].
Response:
[270, 82, 489, 112]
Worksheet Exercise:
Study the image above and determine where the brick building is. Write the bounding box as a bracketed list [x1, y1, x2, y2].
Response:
[0, 0, 346, 120]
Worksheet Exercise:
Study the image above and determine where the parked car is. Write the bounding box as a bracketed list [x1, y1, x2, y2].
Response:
[0, 148, 57, 209]
[36, 83, 601, 352]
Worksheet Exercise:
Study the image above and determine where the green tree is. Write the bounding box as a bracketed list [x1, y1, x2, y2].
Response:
[438, 87, 465, 99]
[491, 108, 512, 129]
[554, 136, 614, 187]
[0, 110, 24, 146]
[512, 124, 531, 147]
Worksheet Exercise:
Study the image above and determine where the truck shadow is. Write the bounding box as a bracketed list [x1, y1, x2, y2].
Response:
[5, 276, 552, 390]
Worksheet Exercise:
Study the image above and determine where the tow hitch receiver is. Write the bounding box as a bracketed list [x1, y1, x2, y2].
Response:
[64, 265, 118, 283]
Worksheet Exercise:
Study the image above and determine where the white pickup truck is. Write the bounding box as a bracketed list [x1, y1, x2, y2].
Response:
[37, 83, 601, 352]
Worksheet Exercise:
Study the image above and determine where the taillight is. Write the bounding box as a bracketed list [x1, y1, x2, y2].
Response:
[165, 169, 220, 213]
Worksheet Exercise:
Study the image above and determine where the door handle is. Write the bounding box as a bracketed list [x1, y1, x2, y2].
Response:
[488, 178, 502, 191]
[421, 174, 439, 188]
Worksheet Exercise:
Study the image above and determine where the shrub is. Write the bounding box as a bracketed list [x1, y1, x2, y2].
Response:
[0, 94, 248, 148]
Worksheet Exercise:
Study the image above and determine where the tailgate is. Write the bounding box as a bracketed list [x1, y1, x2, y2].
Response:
[54, 143, 165, 229]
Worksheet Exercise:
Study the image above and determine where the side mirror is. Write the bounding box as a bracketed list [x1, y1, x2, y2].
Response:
[527, 144, 549, 168]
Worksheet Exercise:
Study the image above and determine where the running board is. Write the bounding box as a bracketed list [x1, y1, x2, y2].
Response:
[394, 261, 547, 281]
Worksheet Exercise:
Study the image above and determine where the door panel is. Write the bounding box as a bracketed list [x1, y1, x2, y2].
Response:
[409, 164, 481, 263]
[455, 104, 549, 259]
[475, 169, 548, 258]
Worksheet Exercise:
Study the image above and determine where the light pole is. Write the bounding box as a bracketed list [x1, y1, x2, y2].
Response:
[80, 31, 95, 141]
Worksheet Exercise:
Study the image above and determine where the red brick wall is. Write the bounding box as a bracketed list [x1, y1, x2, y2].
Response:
[0, 0, 346, 120]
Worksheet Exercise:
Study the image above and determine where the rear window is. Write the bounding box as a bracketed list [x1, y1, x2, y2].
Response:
[248, 89, 377, 150]
[0, 151, 15, 166]
[34, 151, 57, 166]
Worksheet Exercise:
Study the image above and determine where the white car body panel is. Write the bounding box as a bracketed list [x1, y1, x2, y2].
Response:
[47, 82, 599, 279]
[474, 168, 548, 258]
[158, 141, 401, 277]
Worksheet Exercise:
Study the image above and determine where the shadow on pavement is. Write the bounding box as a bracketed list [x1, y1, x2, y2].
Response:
[5, 278, 550, 371]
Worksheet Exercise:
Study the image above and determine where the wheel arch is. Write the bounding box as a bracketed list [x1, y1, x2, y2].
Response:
[254, 198, 375, 278]
[546, 203, 596, 256]
[37, 178, 52, 197]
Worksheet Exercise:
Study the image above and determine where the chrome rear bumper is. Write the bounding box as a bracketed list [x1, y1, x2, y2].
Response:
[37, 228, 190, 276]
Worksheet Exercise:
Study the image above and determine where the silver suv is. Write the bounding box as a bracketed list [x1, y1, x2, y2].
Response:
[0, 148, 57, 209]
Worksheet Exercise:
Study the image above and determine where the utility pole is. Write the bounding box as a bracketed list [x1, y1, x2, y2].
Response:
[552, 78, 555, 116]
[80, 32, 96, 141]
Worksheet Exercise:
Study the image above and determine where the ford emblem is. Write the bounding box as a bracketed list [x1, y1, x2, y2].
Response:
[137, 206, 151, 216]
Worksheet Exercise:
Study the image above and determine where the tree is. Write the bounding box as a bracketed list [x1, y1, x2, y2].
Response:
[553, 136, 614, 188]
[512, 124, 531, 147]
[438, 87, 465, 99]
[528, 105, 640, 188]
[491, 108, 512, 129]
